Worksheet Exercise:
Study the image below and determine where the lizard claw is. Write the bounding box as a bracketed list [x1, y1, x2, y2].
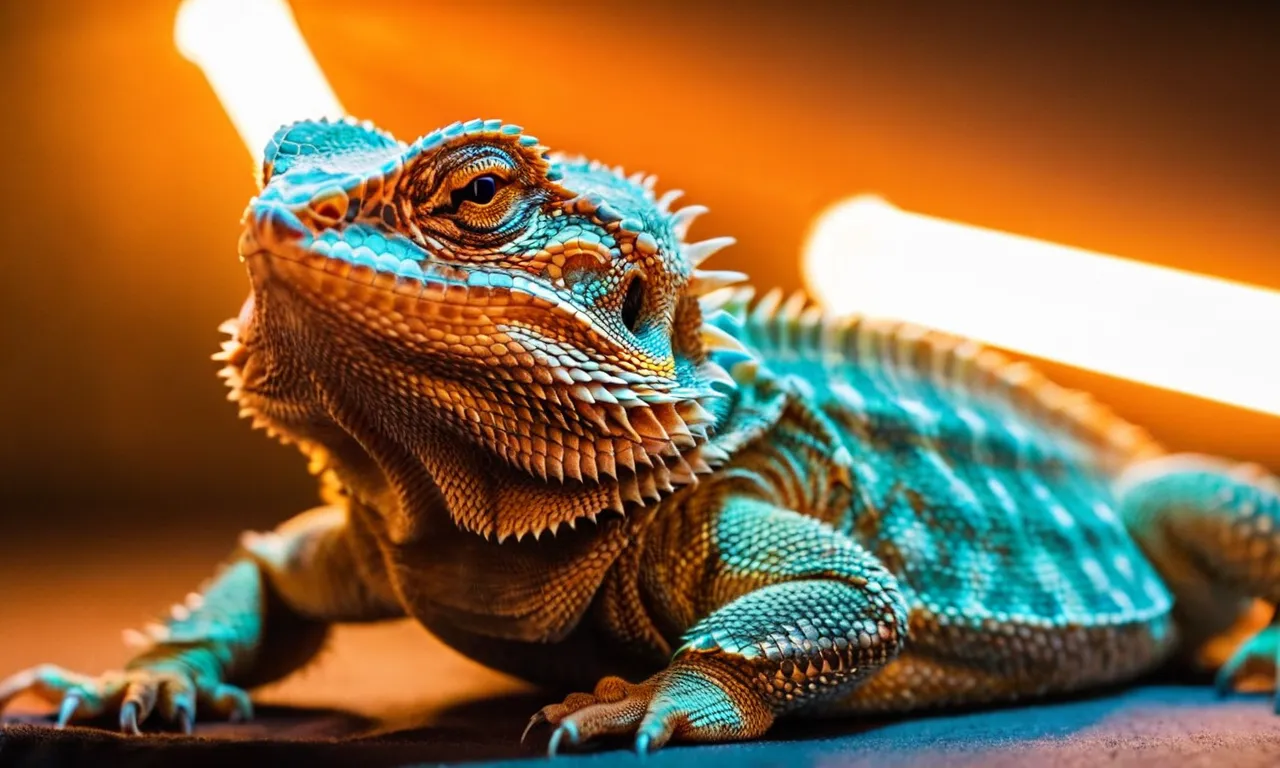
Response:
[119, 700, 142, 735]
[176, 704, 194, 735]
[55, 691, 82, 729]
[634, 731, 653, 755]
[520, 711, 546, 744]
[547, 720, 579, 757]
[212, 684, 254, 723]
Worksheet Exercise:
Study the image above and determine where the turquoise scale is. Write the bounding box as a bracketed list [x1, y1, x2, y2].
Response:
[730, 296, 1174, 636]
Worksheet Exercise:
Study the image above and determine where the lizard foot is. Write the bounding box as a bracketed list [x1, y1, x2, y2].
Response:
[0, 662, 252, 733]
[524, 660, 773, 755]
[1215, 622, 1280, 711]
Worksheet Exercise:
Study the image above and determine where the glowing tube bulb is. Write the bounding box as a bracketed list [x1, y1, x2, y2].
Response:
[803, 195, 1280, 417]
[175, 0, 344, 158]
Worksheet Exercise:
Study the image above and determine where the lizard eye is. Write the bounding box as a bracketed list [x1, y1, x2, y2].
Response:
[450, 174, 503, 208]
[414, 150, 527, 238]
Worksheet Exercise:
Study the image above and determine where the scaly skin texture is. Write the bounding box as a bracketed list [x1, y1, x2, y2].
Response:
[3, 118, 1279, 753]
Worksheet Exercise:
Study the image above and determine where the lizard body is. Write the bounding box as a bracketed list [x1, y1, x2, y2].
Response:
[3, 118, 1278, 753]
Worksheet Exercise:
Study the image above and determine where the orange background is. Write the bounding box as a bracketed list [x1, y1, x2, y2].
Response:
[2, 1, 1277, 535]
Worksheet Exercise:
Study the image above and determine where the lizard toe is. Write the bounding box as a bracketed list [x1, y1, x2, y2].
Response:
[206, 682, 254, 723]
[1214, 623, 1279, 702]
[531, 676, 658, 754]
[0, 660, 250, 734]
[549, 696, 652, 755]
[154, 671, 199, 733]
[530, 663, 773, 754]
[0, 664, 119, 728]
[627, 665, 771, 752]
[118, 676, 161, 734]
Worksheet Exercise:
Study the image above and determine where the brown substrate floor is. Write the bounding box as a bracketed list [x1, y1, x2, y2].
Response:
[2, 518, 1278, 767]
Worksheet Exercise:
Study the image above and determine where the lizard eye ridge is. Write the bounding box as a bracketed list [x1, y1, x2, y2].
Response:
[450, 174, 502, 208]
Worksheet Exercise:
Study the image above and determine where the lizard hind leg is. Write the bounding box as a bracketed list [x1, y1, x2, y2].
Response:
[1117, 454, 1280, 704]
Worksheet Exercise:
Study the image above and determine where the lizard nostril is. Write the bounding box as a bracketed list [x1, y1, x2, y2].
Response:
[621, 274, 646, 334]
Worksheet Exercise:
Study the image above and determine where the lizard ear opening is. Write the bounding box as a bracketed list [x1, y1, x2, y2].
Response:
[621, 273, 646, 334]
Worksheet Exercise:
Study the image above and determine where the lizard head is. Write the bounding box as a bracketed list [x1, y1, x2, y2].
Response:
[226, 118, 753, 541]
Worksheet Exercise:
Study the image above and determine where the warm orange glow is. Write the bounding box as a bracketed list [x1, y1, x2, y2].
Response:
[803, 196, 1280, 417]
[171, 0, 1279, 420]
[175, 0, 343, 158]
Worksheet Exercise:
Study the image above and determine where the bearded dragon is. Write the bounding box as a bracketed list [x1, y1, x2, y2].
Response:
[3, 117, 1278, 755]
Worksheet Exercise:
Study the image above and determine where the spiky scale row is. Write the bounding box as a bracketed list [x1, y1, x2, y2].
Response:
[727, 287, 1163, 471]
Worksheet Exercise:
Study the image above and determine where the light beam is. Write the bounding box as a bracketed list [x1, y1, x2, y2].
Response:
[803, 196, 1280, 417]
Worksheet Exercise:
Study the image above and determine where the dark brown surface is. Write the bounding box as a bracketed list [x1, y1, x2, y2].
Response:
[3, 520, 1280, 767]
[6, 687, 1280, 768]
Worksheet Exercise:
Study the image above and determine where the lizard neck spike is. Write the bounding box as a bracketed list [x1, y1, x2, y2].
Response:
[684, 237, 736, 268]
[670, 205, 708, 239]
[655, 189, 684, 214]
[698, 286, 744, 315]
[688, 269, 749, 297]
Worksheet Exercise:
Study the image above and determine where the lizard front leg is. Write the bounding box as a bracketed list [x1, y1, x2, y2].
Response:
[0, 504, 401, 733]
[529, 494, 908, 753]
